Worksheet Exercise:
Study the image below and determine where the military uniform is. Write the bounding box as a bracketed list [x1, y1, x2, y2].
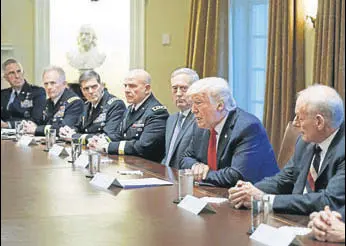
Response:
[72, 90, 126, 144]
[108, 94, 169, 162]
[35, 88, 84, 136]
[1, 81, 46, 128]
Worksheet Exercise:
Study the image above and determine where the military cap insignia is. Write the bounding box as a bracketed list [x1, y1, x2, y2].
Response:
[151, 105, 167, 111]
[67, 96, 80, 104]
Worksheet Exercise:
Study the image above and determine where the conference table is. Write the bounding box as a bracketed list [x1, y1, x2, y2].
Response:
[1, 139, 335, 246]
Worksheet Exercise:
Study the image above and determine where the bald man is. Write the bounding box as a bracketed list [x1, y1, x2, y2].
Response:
[88, 69, 169, 162]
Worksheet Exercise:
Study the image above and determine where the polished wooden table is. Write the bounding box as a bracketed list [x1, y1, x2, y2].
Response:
[1, 140, 334, 246]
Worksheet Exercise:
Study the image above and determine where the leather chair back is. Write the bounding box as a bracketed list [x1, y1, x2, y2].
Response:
[277, 121, 301, 169]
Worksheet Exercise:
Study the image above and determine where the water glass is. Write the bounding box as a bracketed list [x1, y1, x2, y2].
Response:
[45, 128, 56, 150]
[87, 151, 100, 177]
[71, 139, 82, 163]
[250, 195, 270, 234]
[178, 169, 194, 201]
[15, 121, 24, 141]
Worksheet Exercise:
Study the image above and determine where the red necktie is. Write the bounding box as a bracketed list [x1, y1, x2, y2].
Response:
[306, 145, 322, 192]
[208, 128, 217, 170]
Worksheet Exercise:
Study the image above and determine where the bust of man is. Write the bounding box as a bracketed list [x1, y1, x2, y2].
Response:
[66, 25, 106, 72]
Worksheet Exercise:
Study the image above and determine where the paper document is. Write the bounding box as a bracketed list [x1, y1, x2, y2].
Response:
[113, 177, 173, 189]
[200, 197, 228, 204]
[278, 226, 312, 236]
[1, 129, 16, 135]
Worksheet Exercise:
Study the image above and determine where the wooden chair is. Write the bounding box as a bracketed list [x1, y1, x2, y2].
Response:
[277, 121, 301, 169]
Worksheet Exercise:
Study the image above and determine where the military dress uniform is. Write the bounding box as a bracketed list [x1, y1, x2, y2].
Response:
[72, 90, 126, 144]
[1, 81, 46, 128]
[35, 88, 84, 136]
[108, 94, 169, 162]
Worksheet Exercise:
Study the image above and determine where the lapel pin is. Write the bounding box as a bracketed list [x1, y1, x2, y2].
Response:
[225, 134, 227, 138]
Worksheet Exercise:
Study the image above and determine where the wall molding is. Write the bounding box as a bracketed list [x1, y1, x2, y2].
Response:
[130, 0, 145, 69]
[34, 0, 50, 84]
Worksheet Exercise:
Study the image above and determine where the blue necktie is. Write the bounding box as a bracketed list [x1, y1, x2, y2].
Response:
[9, 91, 21, 112]
[165, 114, 184, 166]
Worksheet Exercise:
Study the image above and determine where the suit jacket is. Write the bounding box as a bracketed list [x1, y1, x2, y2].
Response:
[255, 122, 345, 215]
[72, 90, 126, 144]
[108, 94, 169, 162]
[181, 108, 279, 187]
[35, 89, 84, 136]
[162, 111, 195, 168]
[1, 81, 46, 127]
[338, 205, 345, 222]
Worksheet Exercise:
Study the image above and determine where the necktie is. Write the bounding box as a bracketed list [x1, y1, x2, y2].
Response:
[207, 128, 217, 170]
[165, 114, 184, 166]
[9, 91, 21, 112]
[89, 105, 96, 118]
[306, 145, 322, 192]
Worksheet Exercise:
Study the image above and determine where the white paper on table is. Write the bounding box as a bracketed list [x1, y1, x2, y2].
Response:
[278, 226, 312, 236]
[1, 129, 16, 135]
[200, 197, 228, 204]
[113, 178, 173, 188]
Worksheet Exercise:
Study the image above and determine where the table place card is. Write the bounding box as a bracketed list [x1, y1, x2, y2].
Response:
[90, 173, 115, 189]
[250, 224, 296, 246]
[74, 154, 89, 168]
[64, 147, 72, 156]
[48, 144, 69, 157]
[18, 135, 37, 146]
[178, 195, 216, 215]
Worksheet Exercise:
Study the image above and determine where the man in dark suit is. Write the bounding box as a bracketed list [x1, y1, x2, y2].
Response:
[161, 68, 199, 168]
[59, 70, 126, 144]
[181, 77, 279, 187]
[88, 69, 169, 162]
[23, 66, 84, 136]
[229, 84, 345, 215]
[1, 58, 46, 128]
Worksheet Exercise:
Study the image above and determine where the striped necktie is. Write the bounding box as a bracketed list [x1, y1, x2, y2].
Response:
[306, 145, 322, 192]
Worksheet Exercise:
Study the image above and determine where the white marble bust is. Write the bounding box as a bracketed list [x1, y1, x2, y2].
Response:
[66, 25, 106, 72]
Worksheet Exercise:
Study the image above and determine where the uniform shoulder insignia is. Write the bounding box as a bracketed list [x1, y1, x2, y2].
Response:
[67, 96, 81, 104]
[152, 105, 167, 111]
[107, 97, 119, 105]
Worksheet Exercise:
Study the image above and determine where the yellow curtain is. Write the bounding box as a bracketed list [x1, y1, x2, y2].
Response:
[263, 0, 306, 157]
[313, 0, 345, 101]
[186, 0, 228, 78]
